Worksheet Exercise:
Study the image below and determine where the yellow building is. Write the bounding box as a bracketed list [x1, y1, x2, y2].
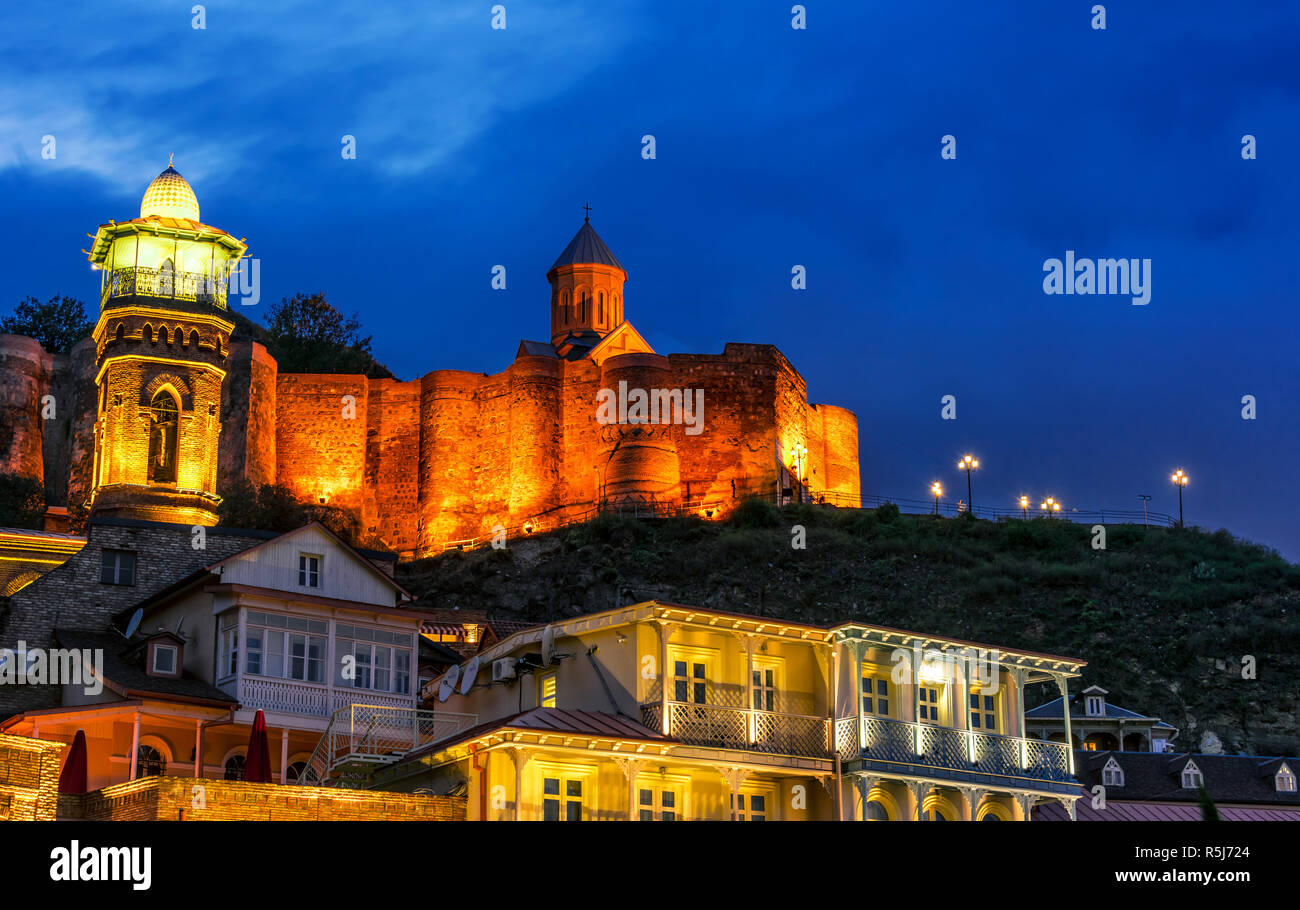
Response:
[369, 601, 1086, 820]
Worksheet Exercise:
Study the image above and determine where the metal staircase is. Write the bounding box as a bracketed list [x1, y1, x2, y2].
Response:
[299, 704, 477, 788]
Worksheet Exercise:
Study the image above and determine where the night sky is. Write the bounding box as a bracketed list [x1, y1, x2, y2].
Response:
[1, 2, 1296, 557]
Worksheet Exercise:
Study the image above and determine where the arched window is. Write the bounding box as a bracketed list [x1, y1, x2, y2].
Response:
[159, 326, 169, 345]
[148, 390, 180, 484]
[580, 290, 589, 323]
[135, 744, 165, 779]
[598, 291, 605, 325]
[143, 324, 154, 344]
[189, 330, 199, 347]
[285, 761, 308, 783]
[157, 258, 175, 296]
[560, 290, 570, 325]
[224, 753, 246, 781]
[865, 800, 889, 821]
[113, 323, 124, 344]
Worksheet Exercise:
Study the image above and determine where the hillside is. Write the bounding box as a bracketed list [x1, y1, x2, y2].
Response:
[397, 499, 1300, 756]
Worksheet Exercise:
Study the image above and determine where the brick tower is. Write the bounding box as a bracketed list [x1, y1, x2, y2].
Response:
[84, 159, 247, 525]
[547, 214, 627, 346]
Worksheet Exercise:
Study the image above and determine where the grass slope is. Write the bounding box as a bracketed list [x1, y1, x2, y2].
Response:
[397, 499, 1300, 755]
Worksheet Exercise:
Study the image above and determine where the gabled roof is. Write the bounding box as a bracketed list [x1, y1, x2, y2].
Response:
[1072, 749, 1300, 806]
[585, 321, 655, 366]
[549, 220, 625, 273]
[1025, 695, 1159, 721]
[52, 629, 235, 707]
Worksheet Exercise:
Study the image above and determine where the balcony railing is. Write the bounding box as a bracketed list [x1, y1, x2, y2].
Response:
[640, 700, 830, 759]
[235, 676, 416, 719]
[835, 716, 1072, 783]
[101, 265, 228, 308]
[299, 704, 478, 787]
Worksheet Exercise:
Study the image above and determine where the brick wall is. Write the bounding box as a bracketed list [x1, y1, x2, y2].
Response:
[61, 775, 466, 821]
[0, 732, 64, 820]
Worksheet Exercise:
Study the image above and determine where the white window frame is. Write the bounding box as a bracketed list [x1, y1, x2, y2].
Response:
[1181, 761, 1204, 789]
[636, 774, 687, 821]
[152, 644, 178, 675]
[732, 786, 773, 821]
[1277, 764, 1296, 793]
[969, 687, 999, 733]
[861, 669, 891, 718]
[298, 553, 321, 588]
[1085, 695, 1104, 717]
[536, 762, 594, 822]
[1102, 757, 1124, 787]
[918, 685, 943, 724]
[538, 671, 557, 708]
[668, 646, 717, 705]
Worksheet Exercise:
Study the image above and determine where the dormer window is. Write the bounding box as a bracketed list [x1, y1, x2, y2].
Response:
[1085, 695, 1104, 717]
[1181, 760, 1204, 789]
[152, 645, 177, 675]
[1277, 763, 1297, 793]
[1102, 757, 1124, 787]
[298, 553, 321, 588]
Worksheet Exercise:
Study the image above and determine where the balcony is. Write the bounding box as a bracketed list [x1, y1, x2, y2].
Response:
[233, 676, 416, 719]
[101, 265, 228, 308]
[640, 700, 831, 759]
[300, 704, 479, 787]
[835, 716, 1072, 784]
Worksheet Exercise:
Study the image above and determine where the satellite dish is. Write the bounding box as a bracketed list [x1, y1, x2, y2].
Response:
[123, 608, 143, 639]
[437, 678, 454, 702]
[541, 625, 556, 668]
[459, 656, 479, 695]
[445, 663, 461, 689]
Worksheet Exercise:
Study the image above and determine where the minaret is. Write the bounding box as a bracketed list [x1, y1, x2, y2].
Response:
[547, 210, 627, 345]
[84, 159, 246, 525]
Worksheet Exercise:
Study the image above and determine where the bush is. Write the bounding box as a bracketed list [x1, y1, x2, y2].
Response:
[731, 496, 780, 529]
[0, 473, 45, 529]
[875, 502, 901, 523]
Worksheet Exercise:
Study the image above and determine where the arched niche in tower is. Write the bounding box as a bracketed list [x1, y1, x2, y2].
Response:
[148, 388, 180, 484]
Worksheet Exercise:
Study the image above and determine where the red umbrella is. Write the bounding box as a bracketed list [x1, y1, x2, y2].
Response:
[243, 710, 273, 783]
[58, 729, 88, 795]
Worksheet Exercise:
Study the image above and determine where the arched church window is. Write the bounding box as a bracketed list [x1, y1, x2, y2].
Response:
[599, 291, 605, 324]
[113, 323, 124, 344]
[148, 390, 180, 484]
[560, 290, 570, 325]
[143, 324, 154, 344]
[159, 326, 169, 345]
[157, 258, 175, 297]
[189, 330, 199, 347]
[580, 291, 589, 323]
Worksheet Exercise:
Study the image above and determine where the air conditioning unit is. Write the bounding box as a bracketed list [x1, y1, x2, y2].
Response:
[492, 657, 517, 681]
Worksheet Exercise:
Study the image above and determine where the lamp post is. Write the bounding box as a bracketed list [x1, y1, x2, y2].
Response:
[931, 482, 943, 515]
[957, 454, 980, 515]
[1170, 470, 1188, 527]
[1040, 497, 1060, 518]
[788, 444, 808, 502]
[1138, 494, 1151, 527]
[1019, 495, 1029, 519]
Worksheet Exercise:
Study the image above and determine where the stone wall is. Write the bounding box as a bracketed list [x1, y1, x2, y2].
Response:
[59, 775, 466, 821]
[0, 732, 64, 820]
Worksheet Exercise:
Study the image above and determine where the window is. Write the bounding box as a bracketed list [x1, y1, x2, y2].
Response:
[862, 675, 890, 717]
[918, 686, 941, 723]
[298, 554, 321, 588]
[135, 745, 165, 779]
[1181, 761, 1203, 789]
[224, 754, 246, 781]
[752, 667, 775, 712]
[157, 258, 175, 296]
[1276, 764, 1296, 793]
[244, 611, 328, 684]
[673, 659, 708, 704]
[865, 800, 889, 821]
[148, 390, 179, 483]
[638, 786, 678, 821]
[598, 291, 605, 324]
[285, 761, 307, 783]
[538, 672, 557, 708]
[731, 792, 767, 821]
[969, 689, 998, 732]
[100, 549, 136, 585]
[1085, 695, 1104, 717]
[335, 623, 413, 694]
[543, 776, 583, 821]
[152, 645, 177, 675]
[1102, 757, 1125, 787]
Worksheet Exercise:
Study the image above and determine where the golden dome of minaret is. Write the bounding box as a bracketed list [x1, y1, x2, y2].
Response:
[140, 155, 200, 222]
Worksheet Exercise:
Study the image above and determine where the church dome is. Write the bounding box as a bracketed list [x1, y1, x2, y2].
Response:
[550, 219, 625, 273]
[140, 162, 200, 221]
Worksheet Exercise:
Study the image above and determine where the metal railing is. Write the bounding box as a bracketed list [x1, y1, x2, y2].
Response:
[835, 716, 1072, 783]
[101, 265, 228, 308]
[298, 704, 477, 787]
[639, 700, 830, 759]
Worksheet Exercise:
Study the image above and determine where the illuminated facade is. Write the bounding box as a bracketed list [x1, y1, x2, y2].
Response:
[84, 162, 246, 526]
[368, 602, 1087, 821]
[0, 165, 860, 556]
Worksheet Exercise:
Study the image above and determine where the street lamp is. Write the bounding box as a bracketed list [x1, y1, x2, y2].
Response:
[1170, 469, 1188, 527]
[1018, 495, 1029, 519]
[957, 454, 980, 514]
[931, 482, 943, 515]
[1040, 497, 1060, 518]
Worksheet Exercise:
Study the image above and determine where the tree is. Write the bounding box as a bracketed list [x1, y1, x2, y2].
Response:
[0, 474, 46, 529]
[1, 296, 94, 354]
[262, 292, 393, 378]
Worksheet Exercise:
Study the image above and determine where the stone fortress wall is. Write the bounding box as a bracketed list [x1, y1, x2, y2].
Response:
[1, 331, 859, 558]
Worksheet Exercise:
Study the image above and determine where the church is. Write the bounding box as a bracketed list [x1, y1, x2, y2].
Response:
[0, 162, 860, 562]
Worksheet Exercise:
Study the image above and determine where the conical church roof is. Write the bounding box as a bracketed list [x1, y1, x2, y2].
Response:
[550, 219, 625, 272]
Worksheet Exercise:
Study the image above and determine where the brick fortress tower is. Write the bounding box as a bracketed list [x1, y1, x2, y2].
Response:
[83, 159, 246, 525]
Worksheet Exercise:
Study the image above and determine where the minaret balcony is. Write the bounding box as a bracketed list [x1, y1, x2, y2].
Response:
[101, 265, 228, 309]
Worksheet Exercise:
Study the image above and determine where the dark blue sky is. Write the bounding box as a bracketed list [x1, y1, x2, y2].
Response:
[2, 1, 1297, 558]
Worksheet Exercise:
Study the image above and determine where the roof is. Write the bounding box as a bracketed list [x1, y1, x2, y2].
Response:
[517, 340, 560, 359]
[400, 707, 671, 763]
[52, 628, 235, 706]
[141, 164, 200, 221]
[1034, 789, 1300, 821]
[1071, 749, 1300, 807]
[549, 220, 625, 273]
[1025, 694, 1171, 724]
